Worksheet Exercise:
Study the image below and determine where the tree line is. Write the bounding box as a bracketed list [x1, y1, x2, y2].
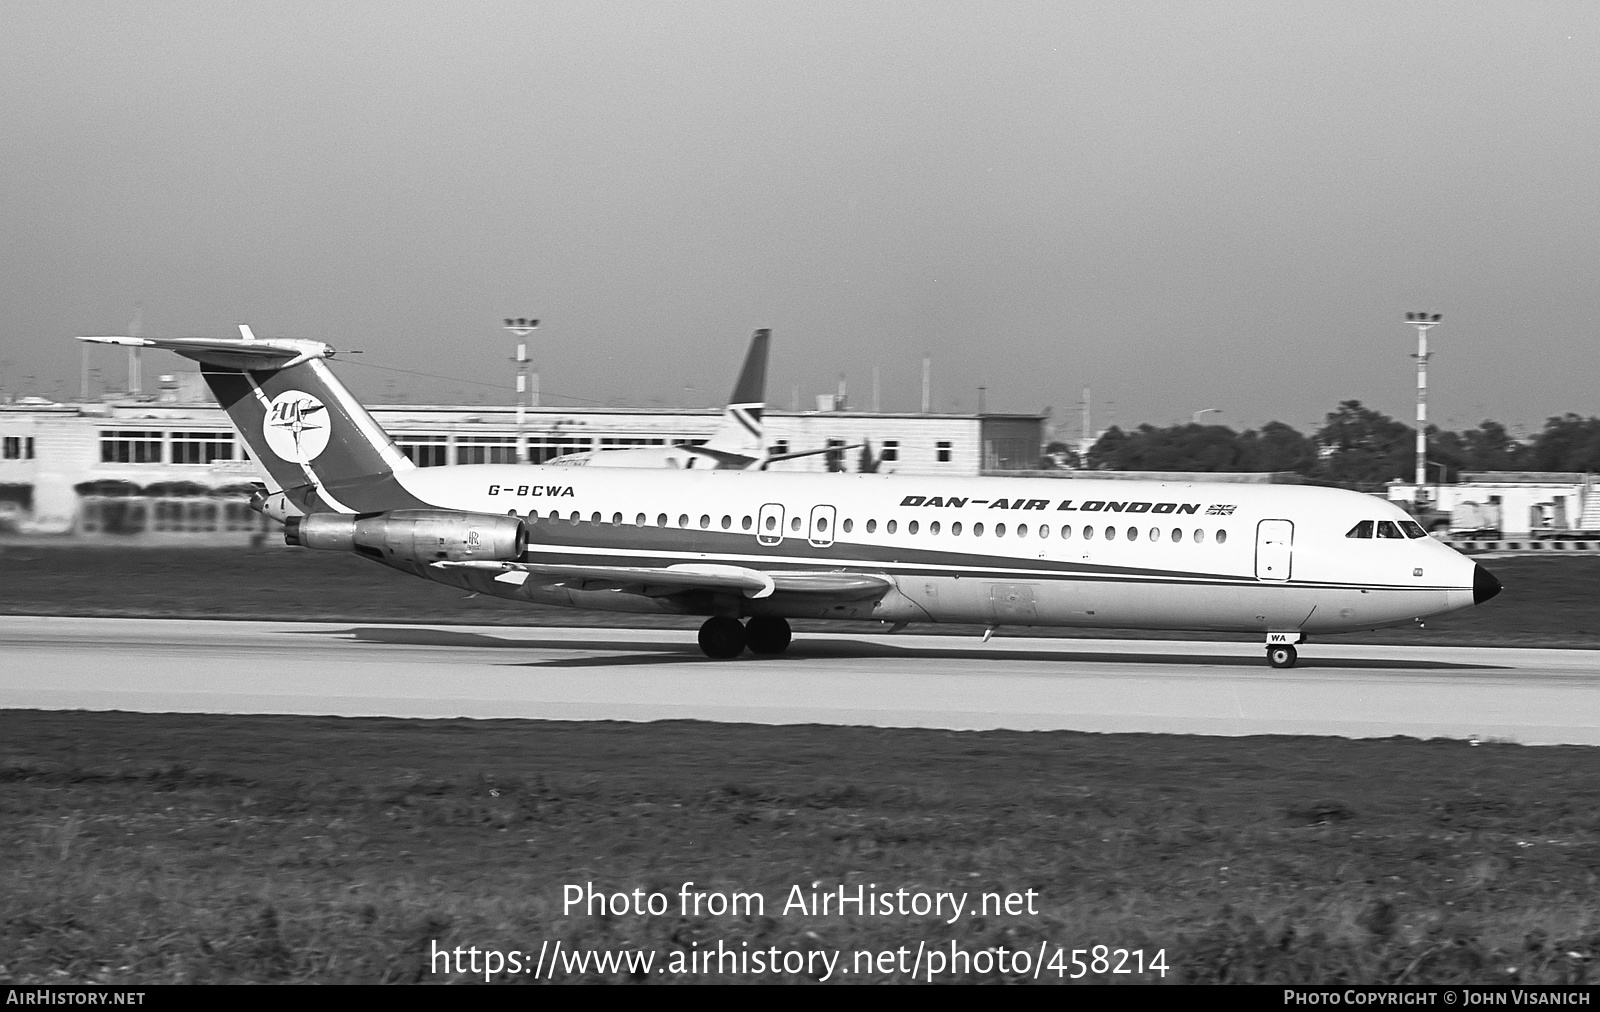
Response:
[1049, 402, 1600, 489]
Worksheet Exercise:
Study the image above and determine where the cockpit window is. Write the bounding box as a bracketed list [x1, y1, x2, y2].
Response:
[1376, 521, 1404, 539]
[1400, 521, 1427, 539]
[1345, 521, 1374, 539]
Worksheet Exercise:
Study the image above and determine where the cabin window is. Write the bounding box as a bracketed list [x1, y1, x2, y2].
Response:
[1104, 526, 1116, 541]
[1126, 527, 1138, 541]
[791, 517, 802, 532]
[952, 521, 963, 536]
[1171, 528, 1183, 543]
[700, 514, 711, 529]
[548, 510, 561, 521]
[570, 511, 581, 524]
[1038, 524, 1048, 539]
[1216, 530, 1227, 544]
[1400, 521, 1427, 538]
[887, 520, 897, 534]
[742, 515, 753, 530]
[973, 522, 984, 537]
[1083, 526, 1094, 540]
[636, 513, 647, 526]
[657, 513, 668, 527]
[678, 514, 689, 528]
[1017, 524, 1027, 538]
[995, 523, 1006, 537]
[908, 520, 919, 535]
[765, 515, 777, 531]
[842, 518, 853, 533]
[591, 512, 602, 524]
[929, 521, 940, 535]
[721, 515, 731, 529]
[817, 517, 829, 532]
[1060, 525, 1072, 540]
[1345, 521, 1373, 539]
[1376, 521, 1404, 539]
[1149, 528, 1160, 542]
[866, 519, 877, 533]
[1193, 529, 1206, 544]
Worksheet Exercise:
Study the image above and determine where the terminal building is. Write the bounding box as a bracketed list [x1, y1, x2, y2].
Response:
[0, 384, 1046, 541]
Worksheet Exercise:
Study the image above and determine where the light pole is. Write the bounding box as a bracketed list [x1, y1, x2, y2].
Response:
[504, 317, 539, 462]
[1406, 312, 1442, 501]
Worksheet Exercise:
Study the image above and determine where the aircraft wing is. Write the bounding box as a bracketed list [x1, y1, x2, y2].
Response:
[434, 560, 893, 600]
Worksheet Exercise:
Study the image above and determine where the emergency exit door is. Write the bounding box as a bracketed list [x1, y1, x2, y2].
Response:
[1255, 519, 1293, 581]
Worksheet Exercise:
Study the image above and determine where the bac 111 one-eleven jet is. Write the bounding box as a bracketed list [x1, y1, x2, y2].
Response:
[78, 327, 1502, 665]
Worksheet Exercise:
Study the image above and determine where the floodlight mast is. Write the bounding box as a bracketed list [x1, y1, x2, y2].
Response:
[1406, 312, 1443, 501]
[504, 318, 540, 459]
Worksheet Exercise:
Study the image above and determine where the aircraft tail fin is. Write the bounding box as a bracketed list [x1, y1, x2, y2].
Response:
[703, 328, 769, 458]
[77, 326, 412, 512]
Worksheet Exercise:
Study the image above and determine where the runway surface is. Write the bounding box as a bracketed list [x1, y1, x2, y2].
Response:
[3, 616, 1597, 745]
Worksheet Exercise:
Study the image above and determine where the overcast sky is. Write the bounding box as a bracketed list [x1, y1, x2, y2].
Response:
[3, 2, 1597, 438]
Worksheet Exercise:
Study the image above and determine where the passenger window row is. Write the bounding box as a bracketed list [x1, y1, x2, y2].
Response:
[517, 509, 1228, 545]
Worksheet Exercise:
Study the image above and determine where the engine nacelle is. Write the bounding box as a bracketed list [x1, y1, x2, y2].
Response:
[285, 509, 526, 563]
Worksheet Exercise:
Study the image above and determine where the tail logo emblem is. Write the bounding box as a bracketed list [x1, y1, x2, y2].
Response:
[263, 390, 331, 463]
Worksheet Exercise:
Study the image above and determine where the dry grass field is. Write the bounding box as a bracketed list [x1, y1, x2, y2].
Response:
[1, 545, 1597, 984]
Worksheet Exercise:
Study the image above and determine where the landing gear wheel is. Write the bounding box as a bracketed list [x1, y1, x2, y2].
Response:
[1267, 644, 1298, 669]
[745, 616, 792, 656]
[698, 616, 747, 659]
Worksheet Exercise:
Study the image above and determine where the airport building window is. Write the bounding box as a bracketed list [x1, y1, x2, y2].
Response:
[770, 440, 789, 457]
[3, 436, 35, 460]
[936, 441, 953, 463]
[881, 440, 899, 462]
[169, 431, 235, 465]
[456, 435, 519, 464]
[100, 430, 163, 464]
[525, 435, 592, 464]
[397, 434, 449, 467]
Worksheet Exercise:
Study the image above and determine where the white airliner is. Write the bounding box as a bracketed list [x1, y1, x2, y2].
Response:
[78, 328, 1502, 666]
[546, 328, 851, 470]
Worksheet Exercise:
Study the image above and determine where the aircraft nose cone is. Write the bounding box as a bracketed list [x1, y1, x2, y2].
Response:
[1473, 563, 1502, 605]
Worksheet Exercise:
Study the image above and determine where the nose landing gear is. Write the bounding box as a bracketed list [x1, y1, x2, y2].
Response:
[696, 615, 793, 658]
[1265, 632, 1303, 668]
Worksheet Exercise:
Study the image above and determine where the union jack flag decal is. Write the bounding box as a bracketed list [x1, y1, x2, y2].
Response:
[1206, 504, 1236, 516]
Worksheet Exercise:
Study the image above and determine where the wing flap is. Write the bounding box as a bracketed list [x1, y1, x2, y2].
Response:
[439, 561, 894, 601]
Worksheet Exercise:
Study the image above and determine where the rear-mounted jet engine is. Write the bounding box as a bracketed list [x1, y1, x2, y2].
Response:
[284, 509, 526, 564]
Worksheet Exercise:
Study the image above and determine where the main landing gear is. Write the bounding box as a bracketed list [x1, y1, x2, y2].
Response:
[697, 616, 793, 659]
